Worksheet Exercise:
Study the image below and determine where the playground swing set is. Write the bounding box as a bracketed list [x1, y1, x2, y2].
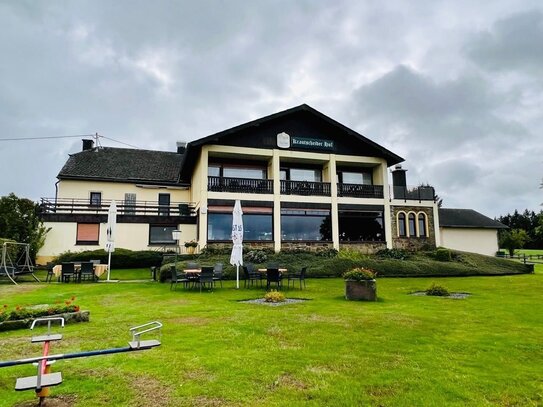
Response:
[0, 241, 40, 285]
[0, 318, 162, 406]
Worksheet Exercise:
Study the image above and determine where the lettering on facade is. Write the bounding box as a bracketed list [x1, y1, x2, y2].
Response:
[291, 137, 334, 150]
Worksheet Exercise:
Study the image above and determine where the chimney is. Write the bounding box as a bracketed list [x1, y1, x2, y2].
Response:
[391, 164, 407, 199]
[82, 139, 94, 151]
[176, 141, 187, 154]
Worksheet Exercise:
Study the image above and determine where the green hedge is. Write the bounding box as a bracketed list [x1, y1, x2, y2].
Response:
[158, 249, 531, 282]
[53, 248, 163, 269]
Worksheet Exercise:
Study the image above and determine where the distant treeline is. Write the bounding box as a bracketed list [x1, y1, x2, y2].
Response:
[496, 209, 543, 249]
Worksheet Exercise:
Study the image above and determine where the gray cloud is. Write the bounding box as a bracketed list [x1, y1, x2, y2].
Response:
[465, 10, 543, 74]
[0, 1, 541, 218]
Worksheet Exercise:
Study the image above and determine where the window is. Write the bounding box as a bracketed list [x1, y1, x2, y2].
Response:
[208, 163, 266, 179]
[124, 193, 136, 215]
[408, 213, 416, 237]
[398, 212, 406, 237]
[339, 211, 384, 242]
[149, 225, 176, 244]
[158, 193, 170, 216]
[280, 168, 322, 182]
[207, 213, 272, 241]
[418, 213, 427, 237]
[89, 192, 101, 206]
[76, 223, 99, 245]
[281, 209, 331, 241]
[337, 170, 372, 185]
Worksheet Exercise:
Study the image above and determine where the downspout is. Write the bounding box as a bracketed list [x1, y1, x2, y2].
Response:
[54, 180, 60, 211]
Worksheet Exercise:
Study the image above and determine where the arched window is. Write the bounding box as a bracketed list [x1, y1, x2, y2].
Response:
[408, 213, 416, 237]
[398, 212, 406, 237]
[418, 213, 427, 237]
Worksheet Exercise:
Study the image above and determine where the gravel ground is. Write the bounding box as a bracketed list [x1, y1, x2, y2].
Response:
[239, 298, 308, 306]
[410, 291, 471, 299]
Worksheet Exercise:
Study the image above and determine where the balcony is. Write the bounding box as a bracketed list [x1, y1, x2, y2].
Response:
[390, 185, 435, 201]
[280, 180, 331, 196]
[208, 176, 273, 194]
[39, 198, 196, 217]
[337, 183, 384, 199]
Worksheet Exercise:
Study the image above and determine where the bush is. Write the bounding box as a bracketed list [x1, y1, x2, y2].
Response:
[343, 267, 376, 281]
[338, 248, 368, 261]
[315, 248, 338, 258]
[425, 283, 450, 296]
[376, 248, 410, 260]
[434, 248, 452, 262]
[264, 290, 285, 303]
[245, 250, 268, 263]
[54, 248, 163, 268]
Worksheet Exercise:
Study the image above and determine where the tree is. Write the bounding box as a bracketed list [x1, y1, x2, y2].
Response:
[499, 229, 529, 256]
[0, 193, 50, 261]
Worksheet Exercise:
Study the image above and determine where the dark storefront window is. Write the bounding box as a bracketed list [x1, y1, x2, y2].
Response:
[281, 209, 331, 241]
[207, 213, 272, 241]
[338, 211, 384, 242]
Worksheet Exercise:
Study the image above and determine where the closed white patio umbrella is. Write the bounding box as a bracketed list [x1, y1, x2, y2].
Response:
[105, 200, 117, 281]
[230, 200, 243, 289]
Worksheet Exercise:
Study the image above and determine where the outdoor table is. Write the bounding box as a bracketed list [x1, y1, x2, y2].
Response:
[52, 264, 108, 279]
[183, 268, 201, 275]
[258, 268, 288, 274]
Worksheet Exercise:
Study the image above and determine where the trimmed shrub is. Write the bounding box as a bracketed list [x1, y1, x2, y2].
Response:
[246, 250, 268, 263]
[264, 290, 286, 303]
[426, 283, 450, 296]
[53, 248, 163, 269]
[343, 268, 376, 281]
[435, 248, 452, 262]
[315, 248, 338, 258]
[376, 248, 410, 260]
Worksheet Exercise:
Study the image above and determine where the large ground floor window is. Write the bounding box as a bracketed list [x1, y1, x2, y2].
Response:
[338, 211, 384, 242]
[281, 209, 331, 241]
[149, 225, 176, 244]
[208, 213, 272, 241]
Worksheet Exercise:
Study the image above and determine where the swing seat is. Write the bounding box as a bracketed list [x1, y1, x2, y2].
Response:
[15, 372, 63, 391]
[31, 334, 63, 343]
[128, 339, 161, 349]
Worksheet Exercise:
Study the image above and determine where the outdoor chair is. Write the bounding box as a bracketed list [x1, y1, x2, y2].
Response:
[79, 261, 96, 282]
[243, 263, 262, 288]
[266, 268, 282, 290]
[213, 262, 224, 288]
[198, 266, 215, 292]
[287, 267, 307, 290]
[60, 262, 76, 283]
[185, 261, 200, 287]
[45, 262, 55, 283]
[170, 266, 189, 290]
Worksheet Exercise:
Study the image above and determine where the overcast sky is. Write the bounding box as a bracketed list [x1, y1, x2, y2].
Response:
[0, 0, 541, 218]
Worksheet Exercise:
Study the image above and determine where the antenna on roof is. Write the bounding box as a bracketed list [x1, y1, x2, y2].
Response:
[94, 133, 102, 149]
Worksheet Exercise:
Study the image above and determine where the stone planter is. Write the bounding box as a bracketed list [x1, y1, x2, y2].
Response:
[0, 310, 90, 332]
[345, 279, 377, 301]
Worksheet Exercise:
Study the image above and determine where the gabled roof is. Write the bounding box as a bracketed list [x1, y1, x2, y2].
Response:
[58, 147, 186, 186]
[180, 104, 404, 180]
[439, 208, 508, 229]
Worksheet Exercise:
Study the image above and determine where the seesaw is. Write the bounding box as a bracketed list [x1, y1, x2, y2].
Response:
[0, 317, 162, 405]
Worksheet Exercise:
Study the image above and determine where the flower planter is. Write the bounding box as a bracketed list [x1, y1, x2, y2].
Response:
[186, 246, 195, 254]
[345, 279, 377, 301]
[0, 310, 90, 332]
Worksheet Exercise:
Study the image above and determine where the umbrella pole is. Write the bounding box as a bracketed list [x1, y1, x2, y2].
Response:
[107, 251, 112, 281]
[236, 265, 239, 289]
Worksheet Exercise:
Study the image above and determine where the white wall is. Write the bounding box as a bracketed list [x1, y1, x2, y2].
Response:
[439, 227, 499, 256]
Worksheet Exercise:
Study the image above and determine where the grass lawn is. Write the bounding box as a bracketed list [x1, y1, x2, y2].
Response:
[1, 271, 542, 406]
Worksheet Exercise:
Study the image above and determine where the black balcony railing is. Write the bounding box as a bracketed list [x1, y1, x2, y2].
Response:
[337, 183, 384, 198]
[280, 180, 331, 196]
[208, 176, 273, 194]
[39, 198, 196, 216]
[390, 185, 435, 201]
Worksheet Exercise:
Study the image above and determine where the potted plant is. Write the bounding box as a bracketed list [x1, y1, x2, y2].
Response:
[184, 240, 198, 254]
[343, 267, 377, 301]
